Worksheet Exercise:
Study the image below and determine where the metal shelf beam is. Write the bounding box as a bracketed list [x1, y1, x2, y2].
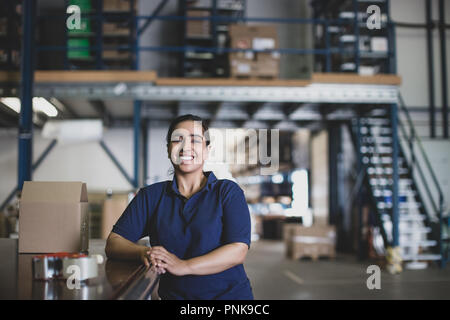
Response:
[29, 83, 399, 104]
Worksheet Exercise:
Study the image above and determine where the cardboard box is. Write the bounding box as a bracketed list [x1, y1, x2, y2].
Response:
[103, 0, 135, 12]
[229, 24, 278, 50]
[103, 22, 129, 36]
[284, 224, 336, 260]
[18, 181, 89, 253]
[229, 25, 279, 78]
[186, 10, 210, 38]
[253, 52, 279, 78]
[101, 197, 128, 239]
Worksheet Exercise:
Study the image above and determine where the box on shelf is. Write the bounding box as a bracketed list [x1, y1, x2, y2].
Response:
[186, 10, 211, 38]
[101, 197, 128, 239]
[67, 38, 91, 59]
[229, 24, 279, 78]
[102, 50, 131, 59]
[370, 37, 388, 52]
[18, 181, 89, 253]
[103, 0, 135, 12]
[103, 22, 129, 36]
[284, 224, 336, 260]
[229, 24, 278, 49]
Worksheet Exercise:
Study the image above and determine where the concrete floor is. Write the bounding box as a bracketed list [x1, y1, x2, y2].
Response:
[244, 240, 450, 300]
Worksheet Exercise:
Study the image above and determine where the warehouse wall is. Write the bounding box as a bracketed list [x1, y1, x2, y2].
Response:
[0, 128, 136, 203]
[392, 0, 450, 138]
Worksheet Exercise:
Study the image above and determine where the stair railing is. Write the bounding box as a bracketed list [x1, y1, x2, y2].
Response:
[397, 94, 447, 267]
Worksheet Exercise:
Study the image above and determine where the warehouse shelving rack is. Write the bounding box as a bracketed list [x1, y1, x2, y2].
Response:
[311, 0, 394, 74]
[178, 0, 246, 77]
[63, 0, 138, 70]
[0, 2, 21, 70]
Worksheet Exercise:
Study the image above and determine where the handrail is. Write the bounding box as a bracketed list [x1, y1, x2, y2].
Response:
[397, 93, 447, 267]
[398, 117, 439, 215]
[397, 94, 445, 208]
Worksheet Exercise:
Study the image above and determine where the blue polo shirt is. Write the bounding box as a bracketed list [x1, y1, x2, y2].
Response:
[112, 171, 254, 300]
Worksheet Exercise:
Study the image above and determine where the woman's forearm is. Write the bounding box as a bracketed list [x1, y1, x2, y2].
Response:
[185, 243, 248, 276]
[105, 232, 146, 261]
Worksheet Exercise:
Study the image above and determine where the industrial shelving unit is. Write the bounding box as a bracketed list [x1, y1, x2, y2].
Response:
[0, 1, 22, 71]
[64, 0, 137, 70]
[311, 0, 392, 74]
[178, 0, 246, 77]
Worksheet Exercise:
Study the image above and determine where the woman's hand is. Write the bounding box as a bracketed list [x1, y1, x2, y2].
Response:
[139, 246, 166, 274]
[150, 246, 191, 276]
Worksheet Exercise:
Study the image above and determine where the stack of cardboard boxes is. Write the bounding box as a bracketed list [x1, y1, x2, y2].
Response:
[186, 10, 211, 38]
[229, 24, 280, 78]
[284, 224, 336, 261]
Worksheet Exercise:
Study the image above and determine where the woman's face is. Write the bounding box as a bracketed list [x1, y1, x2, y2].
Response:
[167, 120, 210, 174]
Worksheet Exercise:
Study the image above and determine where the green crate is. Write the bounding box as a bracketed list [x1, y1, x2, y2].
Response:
[67, 38, 91, 59]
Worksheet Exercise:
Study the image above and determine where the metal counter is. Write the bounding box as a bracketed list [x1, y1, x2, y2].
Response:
[0, 239, 159, 300]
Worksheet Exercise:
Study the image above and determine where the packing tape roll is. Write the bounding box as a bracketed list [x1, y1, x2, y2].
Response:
[32, 253, 102, 281]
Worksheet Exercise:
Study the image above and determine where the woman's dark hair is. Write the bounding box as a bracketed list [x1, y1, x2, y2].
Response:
[166, 114, 210, 146]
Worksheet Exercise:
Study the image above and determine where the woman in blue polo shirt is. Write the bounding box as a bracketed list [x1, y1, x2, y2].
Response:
[105, 114, 254, 300]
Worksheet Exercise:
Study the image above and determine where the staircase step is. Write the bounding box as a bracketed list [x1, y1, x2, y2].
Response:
[360, 146, 393, 154]
[400, 227, 432, 234]
[364, 136, 393, 144]
[360, 126, 392, 135]
[367, 167, 409, 175]
[400, 240, 437, 247]
[360, 118, 390, 126]
[373, 189, 417, 197]
[401, 253, 442, 261]
[399, 202, 422, 209]
[399, 214, 426, 221]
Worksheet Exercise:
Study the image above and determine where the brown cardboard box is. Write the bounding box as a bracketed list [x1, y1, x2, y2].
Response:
[229, 53, 254, 77]
[229, 25, 279, 78]
[253, 53, 280, 78]
[284, 224, 336, 260]
[103, 0, 135, 12]
[101, 197, 128, 239]
[103, 22, 129, 36]
[229, 25, 278, 50]
[18, 181, 89, 253]
[186, 10, 210, 38]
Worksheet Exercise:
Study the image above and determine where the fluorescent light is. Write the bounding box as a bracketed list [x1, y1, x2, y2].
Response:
[1, 97, 21, 113]
[33, 97, 58, 117]
[0, 97, 58, 117]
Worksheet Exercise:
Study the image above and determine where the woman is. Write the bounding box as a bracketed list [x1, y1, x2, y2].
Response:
[105, 114, 254, 300]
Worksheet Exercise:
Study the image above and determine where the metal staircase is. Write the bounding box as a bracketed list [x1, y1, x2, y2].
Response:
[350, 99, 449, 269]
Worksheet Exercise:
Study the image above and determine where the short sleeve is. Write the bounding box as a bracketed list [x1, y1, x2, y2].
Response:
[221, 182, 251, 249]
[111, 189, 150, 243]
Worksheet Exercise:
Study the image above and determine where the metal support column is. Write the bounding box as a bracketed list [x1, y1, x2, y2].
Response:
[426, 0, 436, 138]
[391, 103, 399, 248]
[131, 0, 141, 189]
[328, 123, 341, 225]
[143, 120, 149, 186]
[18, 0, 36, 191]
[133, 100, 141, 188]
[439, 0, 448, 138]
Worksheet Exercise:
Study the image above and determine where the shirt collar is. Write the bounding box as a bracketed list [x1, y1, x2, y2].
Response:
[167, 171, 218, 196]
